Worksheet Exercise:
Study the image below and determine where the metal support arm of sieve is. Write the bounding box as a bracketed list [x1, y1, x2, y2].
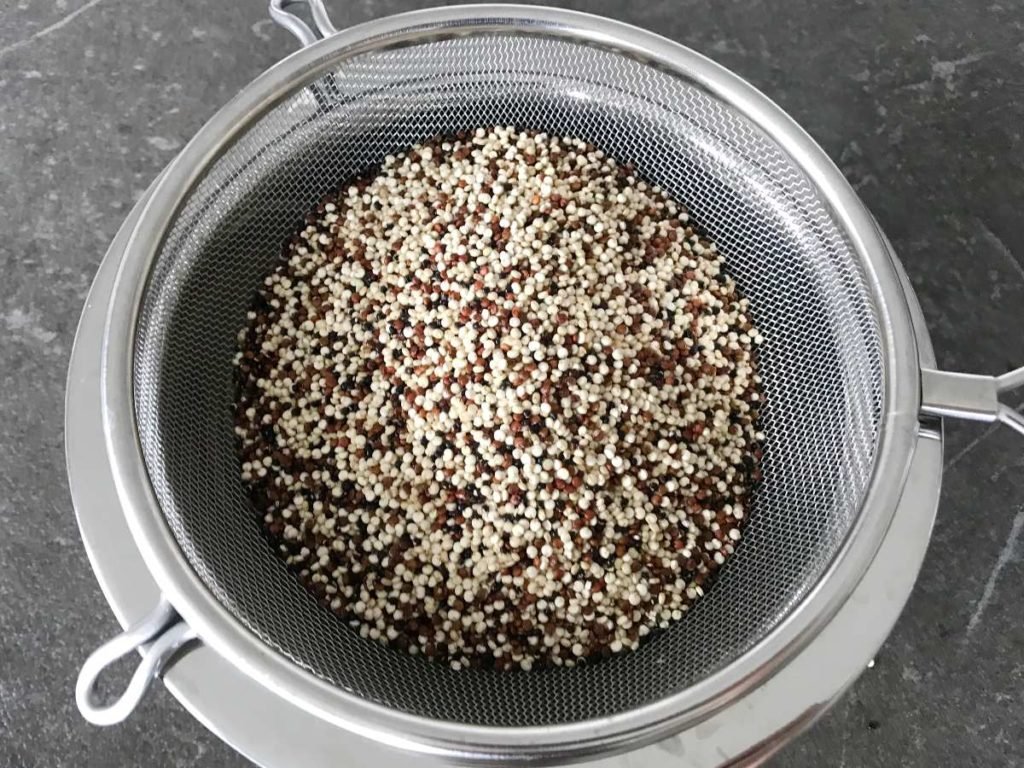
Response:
[75, 599, 197, 725]
[921, 366, 1024, 435]
[269, 0, 336, 46]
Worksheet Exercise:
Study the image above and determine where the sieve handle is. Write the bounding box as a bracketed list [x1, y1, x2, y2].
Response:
[269, 0, 338, 47]
[920, 365, 1024, 436]
[76, 599, 198, 726]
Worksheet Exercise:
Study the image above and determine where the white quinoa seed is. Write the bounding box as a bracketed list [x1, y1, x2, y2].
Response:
[234, 127, 763, 671]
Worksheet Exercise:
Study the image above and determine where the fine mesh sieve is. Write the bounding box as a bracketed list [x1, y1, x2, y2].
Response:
[90, 3, 1005, 759]
[131, 24, 883, 727]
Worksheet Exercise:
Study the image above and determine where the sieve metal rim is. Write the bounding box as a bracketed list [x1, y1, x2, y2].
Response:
[97, 4, 923, 760]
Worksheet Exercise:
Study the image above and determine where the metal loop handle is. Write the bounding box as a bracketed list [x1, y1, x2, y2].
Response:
[921, 364, 1024, 436]
[269, 0, 338, 48]
[76, 599, 198, 726]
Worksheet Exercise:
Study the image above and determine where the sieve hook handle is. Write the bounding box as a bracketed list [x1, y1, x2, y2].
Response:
[76, 599, 198, 726]
[920, 364, 1024, 436]
[269, 0, 338, 47]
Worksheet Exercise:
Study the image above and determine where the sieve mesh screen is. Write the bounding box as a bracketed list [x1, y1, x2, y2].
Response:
[133, 31, 883, 726]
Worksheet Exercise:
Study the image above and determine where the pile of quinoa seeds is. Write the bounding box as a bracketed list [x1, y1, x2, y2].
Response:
[234, 127, 763, 671]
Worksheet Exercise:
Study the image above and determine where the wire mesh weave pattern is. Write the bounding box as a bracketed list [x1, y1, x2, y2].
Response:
[133, 32, 884, 726]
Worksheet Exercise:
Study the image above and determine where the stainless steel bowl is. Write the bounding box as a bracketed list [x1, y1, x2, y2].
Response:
[70, 2, 1024, 765]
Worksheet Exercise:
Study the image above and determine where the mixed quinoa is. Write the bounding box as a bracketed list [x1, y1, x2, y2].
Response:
[234, 127, 763, 670]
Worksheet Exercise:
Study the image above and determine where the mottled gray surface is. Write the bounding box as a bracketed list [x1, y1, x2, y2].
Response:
[1, 0, 1023, 766]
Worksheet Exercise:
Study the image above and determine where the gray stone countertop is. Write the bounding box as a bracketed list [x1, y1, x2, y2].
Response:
[1, 1, 1022, 766]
